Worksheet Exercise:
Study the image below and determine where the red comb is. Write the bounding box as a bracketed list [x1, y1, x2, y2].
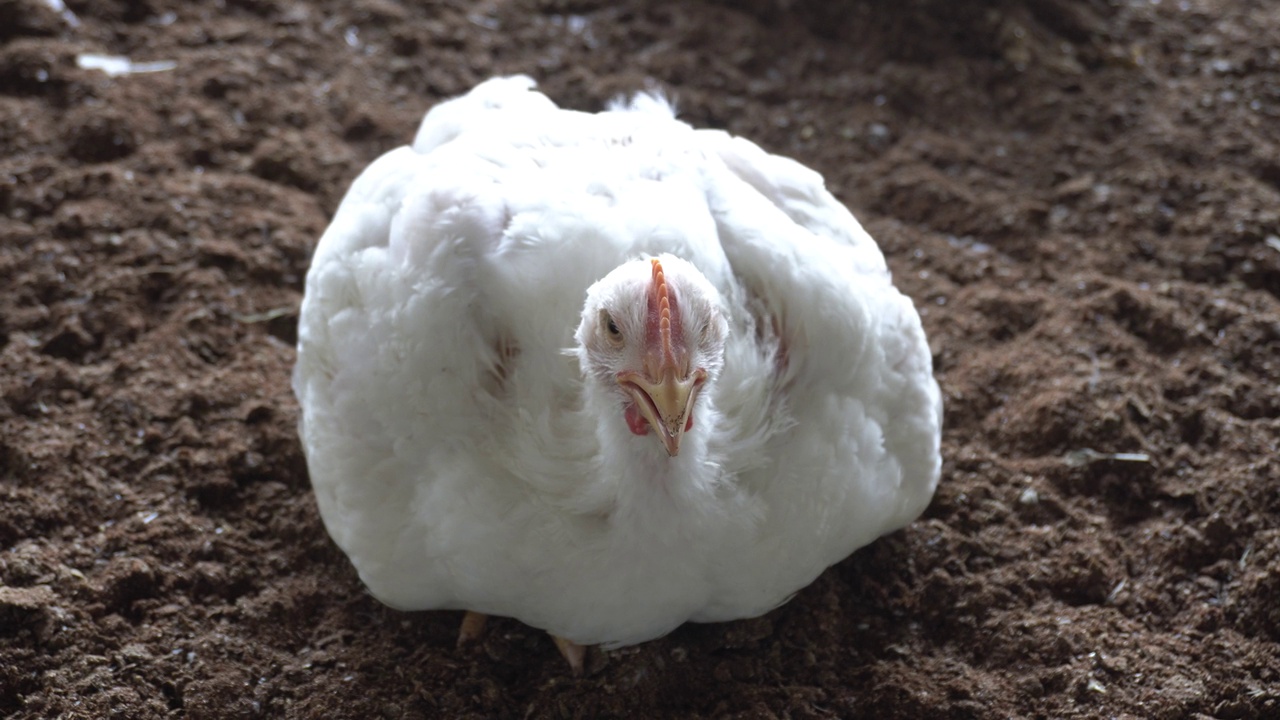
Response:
[648, 258, 683, 372]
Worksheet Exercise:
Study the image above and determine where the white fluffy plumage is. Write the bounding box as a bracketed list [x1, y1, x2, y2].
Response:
[293, 76, 942, 649]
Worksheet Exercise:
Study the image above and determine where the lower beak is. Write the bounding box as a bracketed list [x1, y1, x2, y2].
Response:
[620, 370, 705, 456]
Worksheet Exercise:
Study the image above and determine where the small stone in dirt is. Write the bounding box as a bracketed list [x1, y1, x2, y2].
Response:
[1063, 448, 1151, 467]
[75, 54, 176, 77]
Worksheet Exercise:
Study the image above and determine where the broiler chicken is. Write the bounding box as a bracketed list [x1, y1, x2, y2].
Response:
[292, 76, 942, 673]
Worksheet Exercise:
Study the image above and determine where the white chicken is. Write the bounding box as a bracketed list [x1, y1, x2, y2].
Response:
[293, 76, 942, 673]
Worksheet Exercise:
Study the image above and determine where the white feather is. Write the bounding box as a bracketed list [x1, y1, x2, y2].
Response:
[293, 76, 942, 647]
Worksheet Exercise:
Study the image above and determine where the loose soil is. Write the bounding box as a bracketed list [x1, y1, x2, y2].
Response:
[2, 0, 1278, 717]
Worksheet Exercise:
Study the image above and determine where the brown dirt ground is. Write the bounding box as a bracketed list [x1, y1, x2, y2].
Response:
[2, 0, 1279, 717]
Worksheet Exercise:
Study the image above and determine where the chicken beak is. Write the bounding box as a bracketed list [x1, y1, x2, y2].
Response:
[619, 368, 705, 457]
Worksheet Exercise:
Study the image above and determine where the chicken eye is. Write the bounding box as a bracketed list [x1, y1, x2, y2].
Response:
[601, 310, 623, 346]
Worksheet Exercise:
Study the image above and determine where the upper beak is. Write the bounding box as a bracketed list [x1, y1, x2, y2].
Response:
[619, 367, 706, 456]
